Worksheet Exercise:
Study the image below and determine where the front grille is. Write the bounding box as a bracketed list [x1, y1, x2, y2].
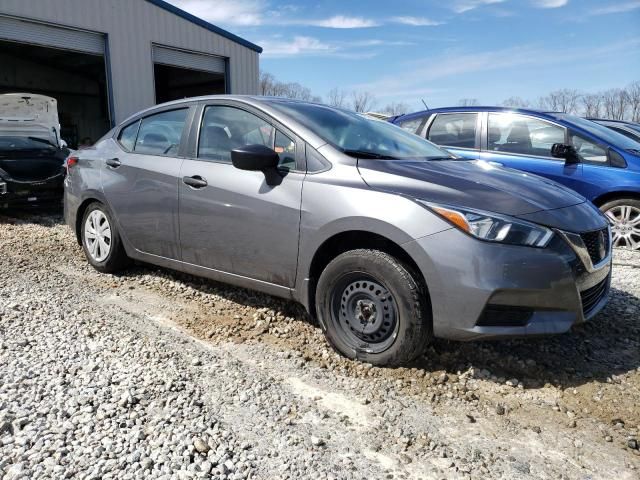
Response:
[580, 277, 609, 316]
[580, 228, 609, 265]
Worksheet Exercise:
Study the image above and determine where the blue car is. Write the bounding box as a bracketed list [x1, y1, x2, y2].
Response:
[391, 107, 640, 250]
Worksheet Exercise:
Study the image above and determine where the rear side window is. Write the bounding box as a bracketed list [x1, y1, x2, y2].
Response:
[397, 117, 423, 134]
[134, 109, 188, 156]
[428, 113, 477, 148]
[118, 121, 139, 151]
[488, 113, 565, 158]
[198, 106, 274, 163]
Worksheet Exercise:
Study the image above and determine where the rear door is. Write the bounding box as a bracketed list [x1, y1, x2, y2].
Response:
[424, 112, 480, 159]
[178, 102, 304, 288]
[479, 112, 584, 191]
[102, 106, 193, 259]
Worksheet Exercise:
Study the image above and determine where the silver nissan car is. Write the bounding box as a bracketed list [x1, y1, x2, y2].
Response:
[64, 96, 612, 366]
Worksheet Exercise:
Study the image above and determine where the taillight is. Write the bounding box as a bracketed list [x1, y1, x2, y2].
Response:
[66, 156, 79, 174]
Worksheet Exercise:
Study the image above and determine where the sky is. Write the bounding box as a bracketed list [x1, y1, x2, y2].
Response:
[166, 0, 640, 112]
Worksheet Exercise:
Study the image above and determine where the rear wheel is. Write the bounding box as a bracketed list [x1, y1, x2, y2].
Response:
[81, 202, 129, 272]
[316, 249, 431, 366]
[600, 199, 640, 250]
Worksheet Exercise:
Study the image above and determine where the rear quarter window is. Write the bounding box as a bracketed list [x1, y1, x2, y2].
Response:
[118, 121, 140, 151]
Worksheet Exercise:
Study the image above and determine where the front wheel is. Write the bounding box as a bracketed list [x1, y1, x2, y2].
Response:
[600, 199, 640, 250]
[315, 249, 431, 366]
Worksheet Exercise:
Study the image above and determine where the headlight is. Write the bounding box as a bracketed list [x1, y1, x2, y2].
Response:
[419, 201, 554, 248]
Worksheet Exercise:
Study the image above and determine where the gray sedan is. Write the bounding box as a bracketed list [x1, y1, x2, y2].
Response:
[64, 96, 611, 366]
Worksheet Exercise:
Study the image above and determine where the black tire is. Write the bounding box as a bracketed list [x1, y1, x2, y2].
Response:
[80, 202, 130, 273]
[599, 198, 640, 250]
[315, 249, 431, 366]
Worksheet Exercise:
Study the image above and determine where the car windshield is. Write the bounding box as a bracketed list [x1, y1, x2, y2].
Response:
[0, 136, 56, 151]
[268, 101, 453, 160]
[556, 114, 640, 150]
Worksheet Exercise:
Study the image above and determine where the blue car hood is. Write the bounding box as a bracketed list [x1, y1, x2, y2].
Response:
[357, 159, 585, 214]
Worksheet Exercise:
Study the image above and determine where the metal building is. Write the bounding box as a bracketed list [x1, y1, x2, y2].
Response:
[0, 0, 261, 147]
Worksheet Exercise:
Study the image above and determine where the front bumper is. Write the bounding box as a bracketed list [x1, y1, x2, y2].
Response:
[0, 177, 64, 208]
[404, 228, 611, 341]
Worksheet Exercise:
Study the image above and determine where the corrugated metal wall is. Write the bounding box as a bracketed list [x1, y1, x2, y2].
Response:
[0, 0, 260, 123]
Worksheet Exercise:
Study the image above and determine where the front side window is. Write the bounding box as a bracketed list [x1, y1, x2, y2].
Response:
[397, 117, 423, 134]
[274, 131, 296, 170]
[570, 132, 608, 163]
[488, 113, 565, 158]
[428, 113, 477, 149]
[118, 120, 140, 151]
[134, 109, 188, 156]
[198, 106, 274, 163]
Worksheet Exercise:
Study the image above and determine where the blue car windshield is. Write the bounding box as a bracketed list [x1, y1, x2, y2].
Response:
[268, 101, 453, 160]
[556, 114, 640, 150]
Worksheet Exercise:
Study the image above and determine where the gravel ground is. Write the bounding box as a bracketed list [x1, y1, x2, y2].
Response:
[0, 209, 639, 480]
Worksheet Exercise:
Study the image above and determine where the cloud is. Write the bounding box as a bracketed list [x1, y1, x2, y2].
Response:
[259, 36, 336, 57]
[353, 38, 640, 99]
[308, 15, 380, 28]
[452, 0, 507, 13]
[531, 0, 568, 7]
[166, 0, 265, 26]
[588, 1, 640, 15]
[391, 16, 443, 26]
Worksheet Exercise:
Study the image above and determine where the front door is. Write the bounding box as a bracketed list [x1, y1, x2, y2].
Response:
[178, 103, 303, 288]
[102, 107, 191, 259]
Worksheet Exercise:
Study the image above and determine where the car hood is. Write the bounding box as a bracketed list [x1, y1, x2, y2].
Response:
[357, 158, 586, 217]
[0, 93, 61, 147]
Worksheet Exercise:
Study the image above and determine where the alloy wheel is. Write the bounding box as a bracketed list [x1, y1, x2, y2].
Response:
[605, 205, 640, 250]
[331, 274, 399, 354]
[84, 210, 112, 262]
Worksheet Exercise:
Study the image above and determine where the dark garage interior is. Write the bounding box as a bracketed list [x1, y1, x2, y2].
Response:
[0, 40, 111, 149]
[154, 63, 226, 104]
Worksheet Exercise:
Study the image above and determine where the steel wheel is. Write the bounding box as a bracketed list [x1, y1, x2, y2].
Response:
[604, 204, 640, 250]
[330, 274, 399, 354]
[84, 209, 112, 262]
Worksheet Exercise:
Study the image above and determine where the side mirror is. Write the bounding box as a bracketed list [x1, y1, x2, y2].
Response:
[231, 144, 279, 171]
[551, 143, 579, 164]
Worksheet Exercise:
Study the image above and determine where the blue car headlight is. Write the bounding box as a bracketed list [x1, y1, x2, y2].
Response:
[418, 201, 554, 248]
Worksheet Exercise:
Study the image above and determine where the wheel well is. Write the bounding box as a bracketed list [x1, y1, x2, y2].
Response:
[75, 198, 101, 244]
[307, 231, 429, 318]
[592, 191, 640, 208]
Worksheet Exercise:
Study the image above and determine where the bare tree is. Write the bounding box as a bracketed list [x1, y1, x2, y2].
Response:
[624, 81, 640, 122]
[582, 93, 603, 119]
[351, 91, 377, 113]
[501, 96, 530, 108]
[259, 71, 276, 96]
[457, 98, 479, 106]
[381, 101, 410, 116]
[259, 70, 321, 102]
[602, 88, 628, 120]
[538, 89, 581, 114]
[327, 88, 349, 108]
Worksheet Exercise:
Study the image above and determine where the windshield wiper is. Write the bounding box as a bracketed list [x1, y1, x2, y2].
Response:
[427, 156, 457, 161]
[27, 137, 57, 148]
[342, 149, 399, 160]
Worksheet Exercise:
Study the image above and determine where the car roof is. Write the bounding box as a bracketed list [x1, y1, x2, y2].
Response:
[395, 106, 565, 123]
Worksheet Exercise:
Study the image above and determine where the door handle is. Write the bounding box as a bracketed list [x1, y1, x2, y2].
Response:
[106, 158, 121, 168]
[183, 175, 208, 189]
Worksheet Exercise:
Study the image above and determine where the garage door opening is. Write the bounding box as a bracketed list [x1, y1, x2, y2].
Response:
[0, 40, 111, 149]
[154, 64, 226, 104]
